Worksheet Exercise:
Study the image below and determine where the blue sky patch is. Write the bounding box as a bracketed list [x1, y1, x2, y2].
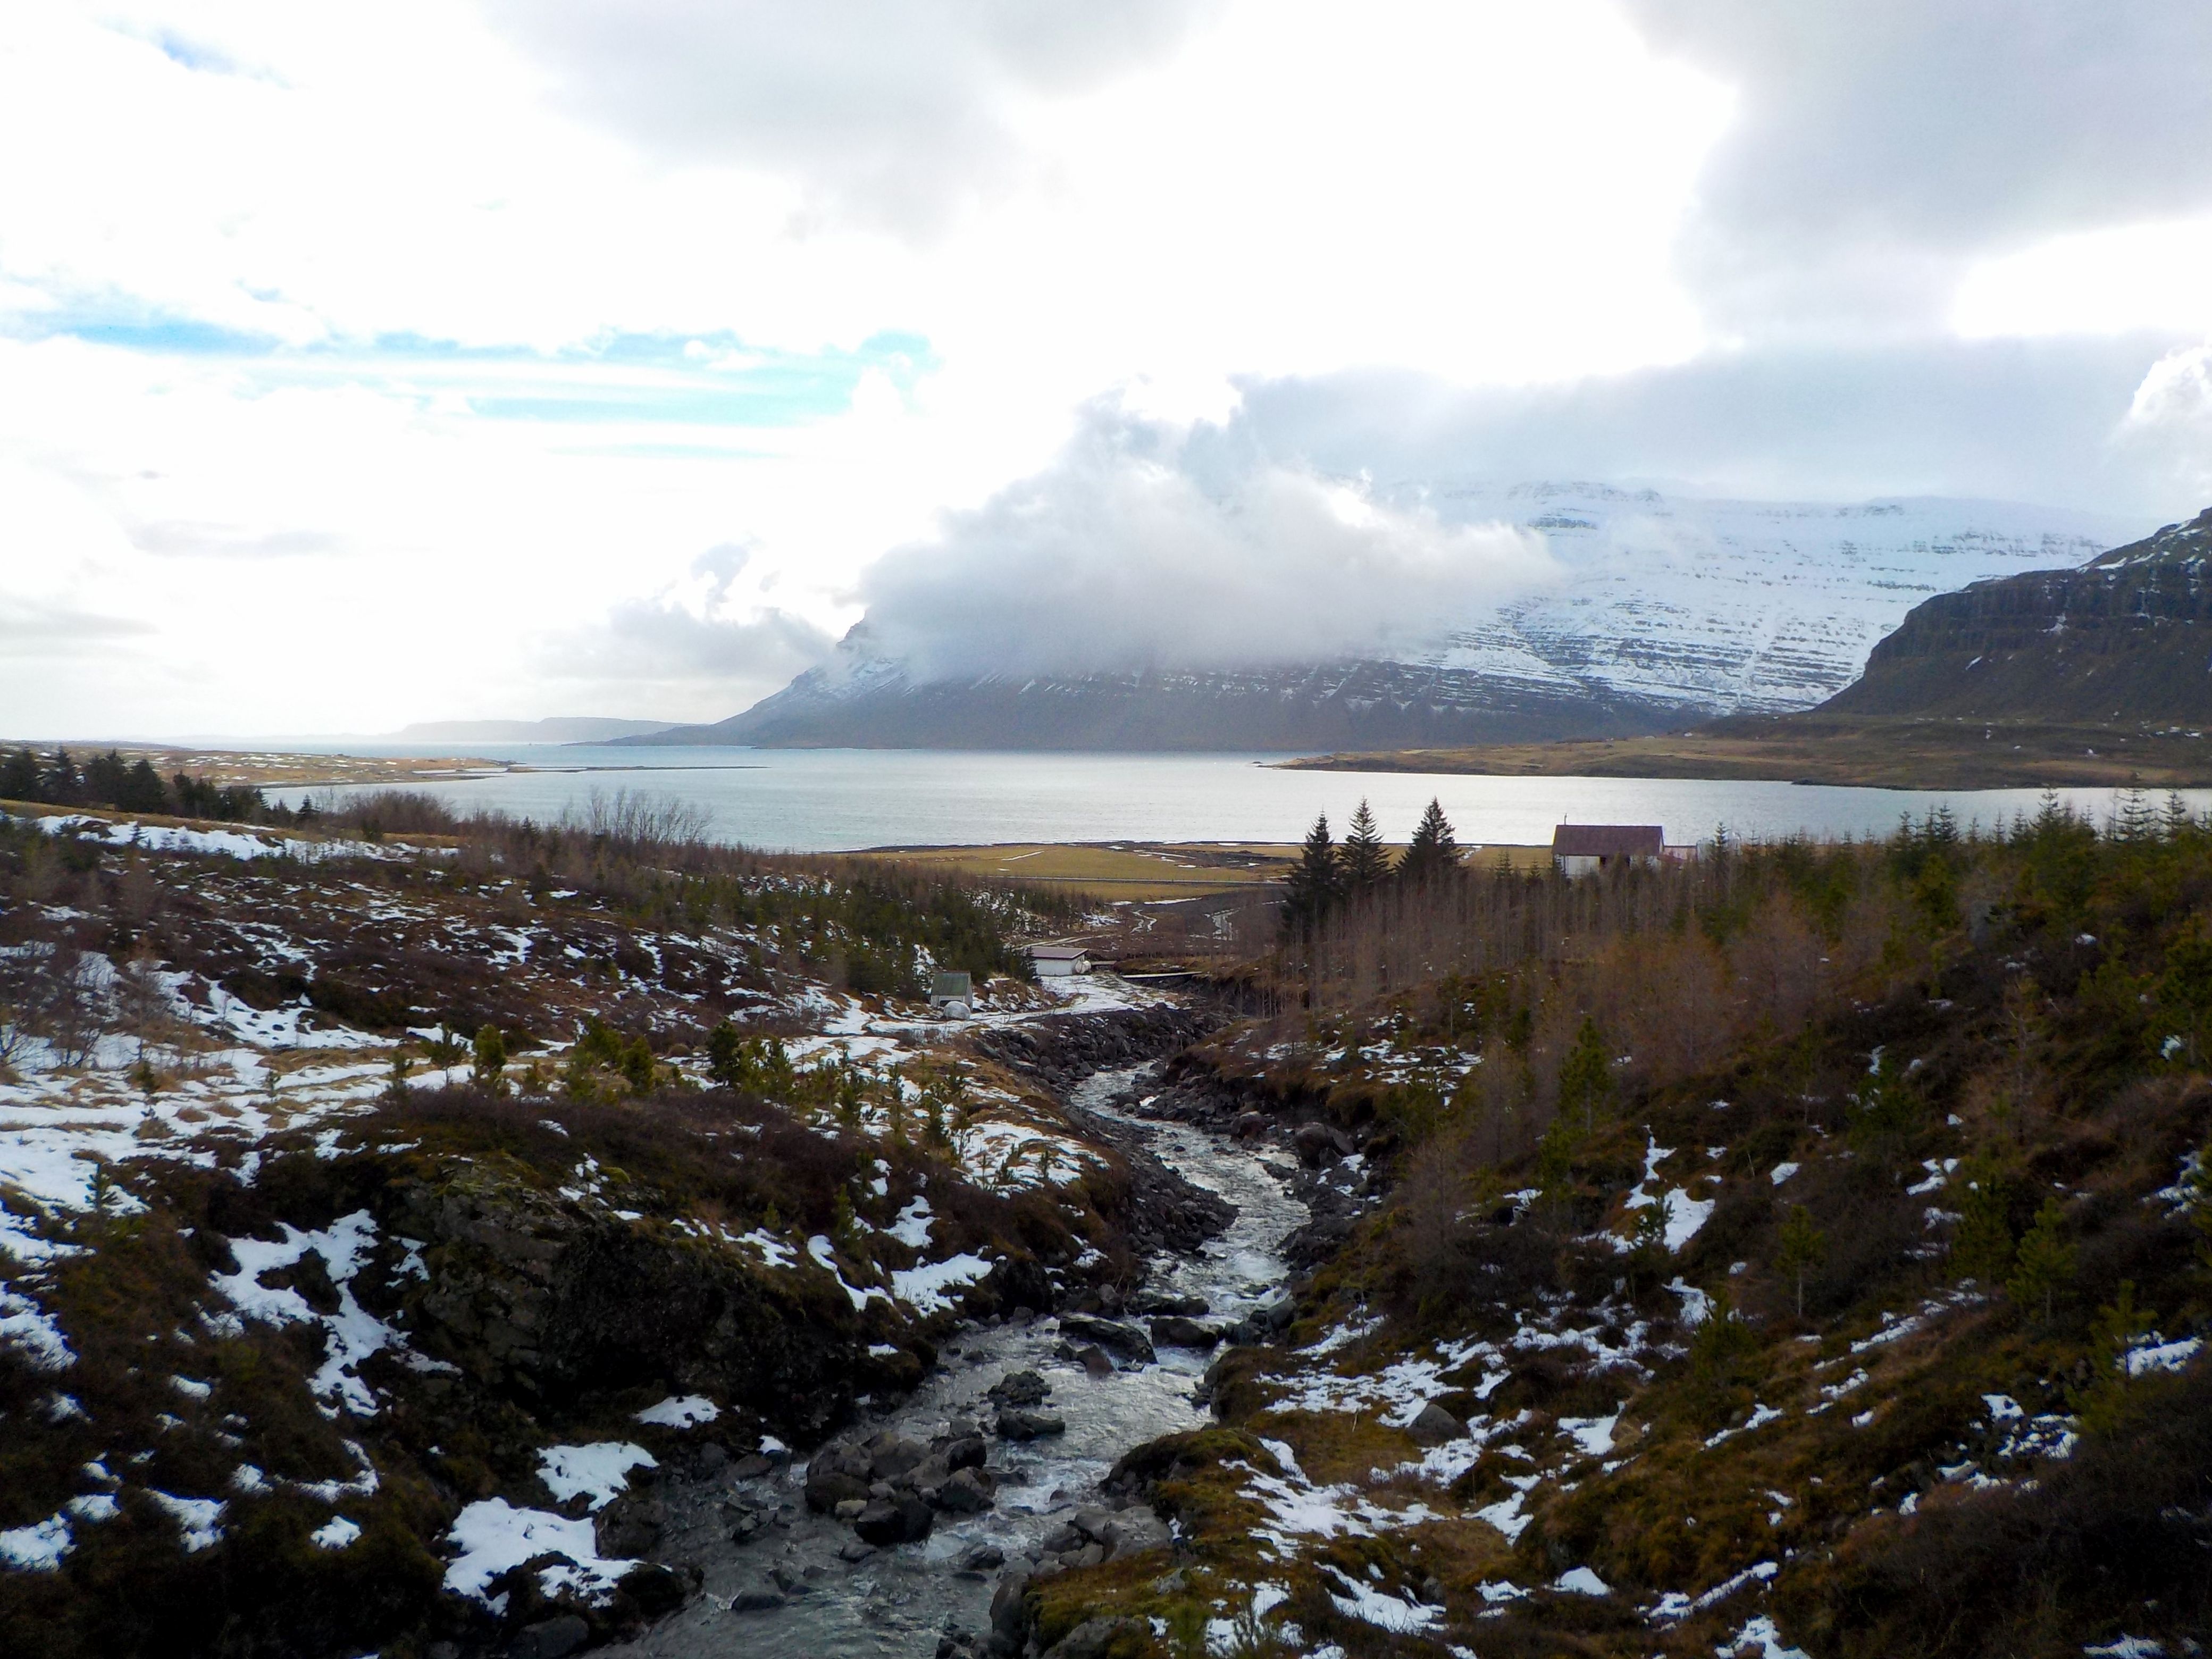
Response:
[8, 307, 934, 431]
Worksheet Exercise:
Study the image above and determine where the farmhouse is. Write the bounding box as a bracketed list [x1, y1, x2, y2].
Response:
[1026, 943, 1093, 978]
[1552, 823, 1665, 877]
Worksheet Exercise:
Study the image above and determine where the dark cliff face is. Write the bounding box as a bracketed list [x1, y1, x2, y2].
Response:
[1822, 507, 2212, 721]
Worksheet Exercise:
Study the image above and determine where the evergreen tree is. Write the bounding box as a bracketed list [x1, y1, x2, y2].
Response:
[2007, 1195, 2076, 1321]
[1556, 1016, 1614, 1133]
[2159, 919, 2212, 1064]
[1340, 799, 1390, 892]
[1280, 813, 1342, 939]
[471, 1025, 508, 1095]
[0, 748, 38, 802]
[118, 758, 170, 814]
[1950, 1153, 2017, 1286]
[40, 748, 80, 805]
[706, 1020, 745, 1090]
[1398, 798, 1460, 885]
[1777, 1203, 1826, 1320]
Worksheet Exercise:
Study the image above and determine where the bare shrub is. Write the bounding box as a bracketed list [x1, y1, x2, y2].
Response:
[568, 787, 713, 851]
[26, 942, 111, 1066]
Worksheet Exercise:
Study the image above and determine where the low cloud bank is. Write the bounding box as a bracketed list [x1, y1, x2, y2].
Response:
[544, 543, 836, 717]
[855, 405, 1555, 682]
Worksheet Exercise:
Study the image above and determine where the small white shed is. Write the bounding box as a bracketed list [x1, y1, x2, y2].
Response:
[928, 970, 973, 1015]
[1026, 944, 1092, 978]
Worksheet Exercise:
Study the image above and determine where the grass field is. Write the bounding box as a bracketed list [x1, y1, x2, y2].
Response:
[852, 839, 1555, 901]
[0, 741, 507, 791]
[850, 842, 1300, 901]
[1280, 713, 2212, 790]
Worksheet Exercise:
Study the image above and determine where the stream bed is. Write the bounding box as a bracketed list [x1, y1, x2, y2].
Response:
[600, 1062, 1309, 1659]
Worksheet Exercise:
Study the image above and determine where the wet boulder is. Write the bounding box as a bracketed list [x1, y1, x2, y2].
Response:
[943, 1435, 987, 1472]
[1057, 1314, 1154, 1363]
[854, 1494, 935, 1545]
[988, 1564, 1033, 1654]
[994, 1407, 1067, 1440]
[986, 1369, 1051, 1406]
[864, 1431, 929, 1481]
[935, 1467, 995, 1514]
[1133, 1292, 1210, 1317]
[1149, 1315, 1220, 1350]
[805, 1444, 874, 1512]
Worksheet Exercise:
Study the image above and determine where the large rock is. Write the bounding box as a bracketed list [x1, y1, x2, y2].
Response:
[1149, 1315, 1219, 1350]
[863, 1432, 929, 1481]
[1133, 1292, 1210, 1316]
[935, 1467, 994, 1514]
[943, 1435, 987, 1471]
[853, 1495, 935, 1545]
[995, 1408, 1067, 1440]
[391, 1161, 861, 1437]
[1409, 1401, 1467, 1445]
[988, 1565, 1033, 1654]
[805, 1443, 875, 1512]
[1057, 1314, 1154, 1363]
[1293, 1122, 1353, 1167]
[986, 1369, 1051, 1406]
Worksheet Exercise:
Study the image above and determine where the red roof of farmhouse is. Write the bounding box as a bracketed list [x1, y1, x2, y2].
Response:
[1550, 824, 1665, 857]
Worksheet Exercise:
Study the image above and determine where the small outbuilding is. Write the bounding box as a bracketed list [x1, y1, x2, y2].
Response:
[928, 970, 973, 1015]
[1552, 824, 1665, 877]
[1026, 944, 1093, 978]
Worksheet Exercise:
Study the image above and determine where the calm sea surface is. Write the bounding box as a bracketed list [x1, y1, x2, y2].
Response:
[259, 745, 2209, 853]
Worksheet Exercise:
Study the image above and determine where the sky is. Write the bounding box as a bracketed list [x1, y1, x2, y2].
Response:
[4, 1, 2212, 737]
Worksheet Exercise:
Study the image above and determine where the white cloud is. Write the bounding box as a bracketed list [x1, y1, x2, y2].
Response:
[1, 1, 2208, 736]
[856, 402, 1556, 680]
[1954, 216, 2212, 340]
[1619, 1, 2212, 336]
[539, 543, 837, 715]
[485, 0, 1225, 237]
[2121, 343, 2212, 501]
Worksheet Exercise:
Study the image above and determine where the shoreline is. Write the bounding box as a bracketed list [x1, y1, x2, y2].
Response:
[1275, 713, 2212, 790]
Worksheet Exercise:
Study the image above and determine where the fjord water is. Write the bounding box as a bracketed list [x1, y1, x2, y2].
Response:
[272, 745, 2207, 851]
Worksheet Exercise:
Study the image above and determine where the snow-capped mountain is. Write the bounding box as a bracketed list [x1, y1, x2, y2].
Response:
[1409, 484, 2131, 715]
[632, 488, 2142, 751]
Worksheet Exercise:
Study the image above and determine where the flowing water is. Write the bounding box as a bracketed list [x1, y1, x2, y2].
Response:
[603, 1063, 1308, 1658]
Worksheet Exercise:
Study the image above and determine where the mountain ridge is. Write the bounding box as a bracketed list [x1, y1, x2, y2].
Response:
[1823, 505, 2212, 721]
[627, 488, 2136, 752]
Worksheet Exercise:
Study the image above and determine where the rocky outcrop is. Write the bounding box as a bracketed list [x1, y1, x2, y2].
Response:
[1823, 506, 2212, 722]
[390, 1157, 866, 1438]
[968, 1007, 1219, 1095]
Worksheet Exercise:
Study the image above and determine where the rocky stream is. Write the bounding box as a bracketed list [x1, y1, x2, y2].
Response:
[594, 1061, 1310, 1659]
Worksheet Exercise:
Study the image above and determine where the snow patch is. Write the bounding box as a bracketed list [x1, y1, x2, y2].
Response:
[634, 1395, 718, 1429]
[891, 1251, 993, 1315]
[538, 1443, 656, 1511]
[443, 1498, 638, 1607]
